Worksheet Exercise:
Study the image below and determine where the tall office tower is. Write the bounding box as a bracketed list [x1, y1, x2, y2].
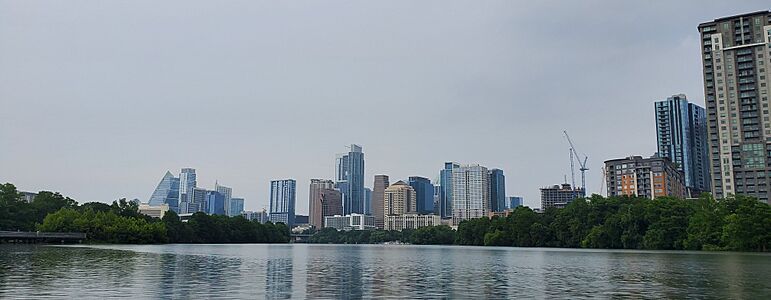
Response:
[320, 188, 343, 226]
[230, 197, 245, 216]
[147, 171, 180, 212]
[178, 168, 197, 212]
[205, 190, 226, 215]
[451, 164, 490, 223]
[699, 11, 771, 203]
[309, 179, 335, 229]
[488, 169, 506, 212]
[185, 187, 207, 213]
[364, 188, 372, 215]
[372, 175, 390, 229]
[215, 182, 233, 216]
[433, 184, 441, 215]
[408, 176, 434, 214]
[540, 183, 585, 209]
[439, 162, 459, 219]
[507, 196, 523, 209]
[655, 94, 711, 197]
[336, 144, 365, 214]
[604, 155, 687, 199]
[384, 181, 417, 216]
[269, 179, 297, 226]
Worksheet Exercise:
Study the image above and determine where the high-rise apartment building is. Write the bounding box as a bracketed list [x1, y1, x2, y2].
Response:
[604, 156, 687, 199]
[451, 164, 490, 224]
[384, 181, 416, 216]
[230, 197, 244, 216]
[147, 171, 180, 212]
[439, 162, 459, 219]
[215, 182, 232, 216]
[655, 94, 711, 196]
[178, 168, 197, 213]
[698, 11, 771, 203]
[320, 188, 343, 226]
[364, 187, 372, 215]
[269, 179, 296, 226]
[488, 169, 506, 212]
[408, 176, 434, 214]
[205, 190, 226, 215]
[507, 196, 523, 209]
[540, 183, 584, 209]
[309, 179, 335, 228]
[372, 175, 389, 229]
[336, 144, 365, 214]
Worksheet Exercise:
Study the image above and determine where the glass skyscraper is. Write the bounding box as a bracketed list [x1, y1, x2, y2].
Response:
[178, 168, 197, 213]
[336, 144, 365, 215]
[205, 190, 226, 215]
[439, 162, 459, 219]
[408, 176, 434, 214]
[147, 171, 180, 212]
[230, 197, 244, 217]
[269, 179, 296, 226]
[507, 196, 523, 209]
[655, 94, 711, 197]
[488, 169, 506, 212]
[215, 182, 232, 216]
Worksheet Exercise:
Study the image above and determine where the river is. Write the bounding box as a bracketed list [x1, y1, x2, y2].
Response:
[0, 244, 769, 299]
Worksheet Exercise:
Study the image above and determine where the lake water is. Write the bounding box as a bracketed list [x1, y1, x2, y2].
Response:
[0, 244, 769, 299]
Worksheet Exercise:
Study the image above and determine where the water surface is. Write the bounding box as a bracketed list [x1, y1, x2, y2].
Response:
[0, 244, 769, 299]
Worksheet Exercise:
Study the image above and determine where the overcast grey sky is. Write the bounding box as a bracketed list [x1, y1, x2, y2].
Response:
[1, 1, 768, 212]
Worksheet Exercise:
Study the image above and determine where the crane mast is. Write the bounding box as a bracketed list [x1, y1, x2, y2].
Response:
[563, 130, 589, 194]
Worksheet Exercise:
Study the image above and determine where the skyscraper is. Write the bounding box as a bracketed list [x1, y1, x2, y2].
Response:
[205, 190, 226, 215]
[230, 197, 244, 217]
[215, 182, 233, 216]
[269, 179, 296, 226]
[408, 176, 434, 214]
[336, 144, 365, 214]
[320, 188, 343, 226]
[147, 171, 180, 212]
[488, 169, 506, 212]
[372, 175, 390, 229]
[384, 181, 416, 216]
[309, 179, 335, 229]
[178, 168, 196, 213]
[364, 188, 372, 215]
[698, 11, 771, 203]
[507, 196, 523, 209]
[655, 94, 711, 197]
[451, 164, 490, 224]
[439, 162, 459, 219]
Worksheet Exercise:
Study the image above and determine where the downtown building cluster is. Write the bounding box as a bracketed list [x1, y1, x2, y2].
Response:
[144, 169, 245, 218]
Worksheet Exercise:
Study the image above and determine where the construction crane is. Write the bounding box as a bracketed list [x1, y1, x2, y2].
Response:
[563, 130, 589, 193]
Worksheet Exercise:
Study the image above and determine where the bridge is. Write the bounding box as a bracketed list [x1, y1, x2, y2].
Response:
[0, 231, 87, 243]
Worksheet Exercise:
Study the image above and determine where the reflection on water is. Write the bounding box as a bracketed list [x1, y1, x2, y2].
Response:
[0, 244, 769, 299]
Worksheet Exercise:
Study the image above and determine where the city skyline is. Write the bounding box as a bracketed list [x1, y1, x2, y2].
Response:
[3, 2, 771, 213]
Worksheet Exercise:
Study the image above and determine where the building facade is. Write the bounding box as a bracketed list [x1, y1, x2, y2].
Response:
[230, 197, 244, 216]
[439, 162, 459, 219]
[309, 179, 336, 229]
[507, 196, 524, 209]
[139, 203, 170, 219]
[205, 190, 226, 215]
[384, 181, 417, 216]
[147, 171, 180, 212]
[324, 214, 375, 231]
[178, 168, 196, 213]
[269, 179, 297, 226]
[488, 169, 506, 212]
[408, 176, 434, 214]
[242, 210, 269, 223]
[372, 175, 390, 229]
[655, 94, 711, 196]
[605, 156, 687, 199]
[451, 164, 490, 224]
[336, 144, 365, 214]
[215, 183, 232, 216]
[698, 11, 771, 203]
[540, 183, 584, 209]
[364, 187, 372, 215]
[319, 188, 343, 227]
[384, 214, 442, 231]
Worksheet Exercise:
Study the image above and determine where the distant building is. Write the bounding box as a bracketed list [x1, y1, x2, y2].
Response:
[605, 155, 686, 199]
[488, 210, 514, 218]
[185, 187, 208, 214]
[372, 175, 390, 229]
[139, 203, 170, 219]
[655, 94, 710, 197]
[147, 171, 180, 212]
[507, 196, 523, 209]
[20, 191, 37, 203]
[324, 214, 375, 231]
[384, 181, 417, 216]
[242, 210, 269, 223]
[229, 197, 244, 216]
[488, 169, 506, 212]
[215, 182, 233, 216]
[309, 179, 336, 229]
[269, 179, 296, 226]
[178, 168, 197, 213]
[364, 187, 372, 215]
[438, 162, 459, 219]
[384, 214, 442, 231]
[433, 184, 441, 215]
[336, 144, 365, 215]
[540, 183, 584, 209]
[451, 164, 490, 224]
[408, 176, 434, 214]
[205, 190, 226, 215]
[294, 215, 309, 225]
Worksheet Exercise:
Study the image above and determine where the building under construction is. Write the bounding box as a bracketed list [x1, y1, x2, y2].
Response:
[540, 183, 585, 209]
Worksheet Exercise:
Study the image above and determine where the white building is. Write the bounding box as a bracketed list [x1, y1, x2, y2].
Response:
[384, 214, 442, 231]
[139, 203, 170, 219]
[324, 213, 375, 231]
[451, 164, 490, 225]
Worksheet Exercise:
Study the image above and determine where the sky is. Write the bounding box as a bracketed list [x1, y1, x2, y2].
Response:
[1, 1, 769, 213]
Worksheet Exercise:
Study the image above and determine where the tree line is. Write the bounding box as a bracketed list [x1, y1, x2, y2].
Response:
[310, 194, 769, 252]
[0, 183, 289, 244]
